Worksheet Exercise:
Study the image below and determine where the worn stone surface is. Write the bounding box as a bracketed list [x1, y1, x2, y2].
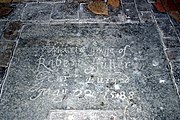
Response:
[22, 3, 53, 21]
[0, 67, 6, 80]
[0, 23, 179, 120]
[122, 0, 134, 3]
[2, 21, 22, 40]
[39, 0, 65, 2]
[176, 27, 180, 37]
[135, 0, 151, 11]
[171, 61, 180, 93]
[49, 110, 124, 120]
[139, 11, 154, 23]
[0, 41, 16, 67]
[51, 3, 79, 20]
[0, 4, 25, 20]
[122, 3, 139, 22]
[0, 0, 180, 120]
[0, 67, 6, 94]
[156, 18, 177, 38]
[166, 48, 180, 61]
[0, 21, 6, 39]
[163, 38, 180, 48]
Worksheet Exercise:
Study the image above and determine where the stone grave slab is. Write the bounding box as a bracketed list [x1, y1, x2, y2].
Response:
[0, 23, 179, 120]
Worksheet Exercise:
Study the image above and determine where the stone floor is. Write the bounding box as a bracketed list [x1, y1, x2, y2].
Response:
[0, 0, 180, 120]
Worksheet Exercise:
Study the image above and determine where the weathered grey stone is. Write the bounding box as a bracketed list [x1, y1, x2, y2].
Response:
[38, 0, 65, 2]
[51, 3, 79, 20]
[156, 18, 177, 38]
[0, 67, 6, 81]
[135, 0, 151, 11]
[175, 27, 180, 37]
[163, 38, 180, 48]
[171, 61, 180, 86]
[122, 3, 139, 22]
[0, 23, 179, 120]
[0, 41, 16, 67]
[0, 4, 25, 20]
[2, 21, 22, 41]
[139, 11, 154, 23]
[0, 21, 6, 39]
[0, 67, 6, 94]
[49, 110, 124, 120]
[22, 3, 53, 21]
[166, 48, 180, 61]
[122, 0, 134, 3]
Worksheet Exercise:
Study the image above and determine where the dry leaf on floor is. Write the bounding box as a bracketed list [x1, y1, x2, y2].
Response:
[169, 11, 180, 22]
[107, 0, 120, 8]
[87, 1, 109, 16]
[0, 7, 13, 17]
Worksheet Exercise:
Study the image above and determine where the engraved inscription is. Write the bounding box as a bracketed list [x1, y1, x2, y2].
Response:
[29, 42, 138, 103]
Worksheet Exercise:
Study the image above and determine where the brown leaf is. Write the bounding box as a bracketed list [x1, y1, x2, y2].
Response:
[0, 7, 13, 17]
[169, 11, 180, 22]
[107, 0, 120, 8]
[87, 1, 109, 16]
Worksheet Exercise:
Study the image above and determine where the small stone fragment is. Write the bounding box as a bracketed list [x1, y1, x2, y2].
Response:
[87, 1, 109, 16]
[107, 0, 120, 8]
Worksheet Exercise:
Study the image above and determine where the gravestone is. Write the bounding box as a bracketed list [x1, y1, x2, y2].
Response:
[0, 23, 179, 120]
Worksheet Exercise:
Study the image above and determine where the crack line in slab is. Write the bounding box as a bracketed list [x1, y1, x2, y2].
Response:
[0, 22, 25, 98]
[154, 18, 180, 99]
[0, 41, 18, 98]
[148, 0, 180, 99]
